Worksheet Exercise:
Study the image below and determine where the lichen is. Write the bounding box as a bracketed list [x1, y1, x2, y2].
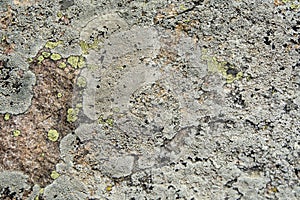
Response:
[50, 53, 62, 61]
[13, 129, 21, 137]
[58, 62, 66, 69]
[67, 55, 79, 68]
[37, 55, 44, 64]
[79, 40, 100, 54]
[67, 108, 79, 123]
[106, 185, 112, 192]
[45, 41, 63, 49]
[57, 92, 63, 98]
[77, 56, 85, 68]
[76, 76, 87, 88]
[202, 49, 243, 83]
[47, 129, 59, 142]
[41, 52, 51, 58]
[50, 171, 60, 180]
[67, 55, 85, 68]
[98, 115, 114, 127]
[4, 113, 10, 121]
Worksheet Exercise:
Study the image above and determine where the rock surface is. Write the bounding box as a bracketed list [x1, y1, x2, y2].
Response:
[0, 0, 299, 199]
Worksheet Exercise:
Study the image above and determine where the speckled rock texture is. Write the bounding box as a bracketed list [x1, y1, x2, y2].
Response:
[0, 0, 299, 199]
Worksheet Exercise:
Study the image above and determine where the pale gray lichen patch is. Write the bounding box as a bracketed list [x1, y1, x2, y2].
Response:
[0, 171, 30, 199]
[43, 175, 88, 200]
[0, 56, 36, 114]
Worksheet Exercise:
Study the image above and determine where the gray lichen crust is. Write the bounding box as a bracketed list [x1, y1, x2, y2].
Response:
[0, 55, 36, 114]
[0, 171, 30, 199]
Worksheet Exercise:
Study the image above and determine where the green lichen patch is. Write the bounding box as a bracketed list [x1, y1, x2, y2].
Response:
[37, 55, 44, 64]
[67, 55, 79, 68]
[79, 40, 100, 54]
[67, 55, 85, 68]
[47, 129, 59, 142]
[4, 113, 10, 121]
[67, 108, 79, 123]
[76, 76, 87, 88]
[57, 92, 63, 98]
[98, 115, 114, 127]
[77, 56, 85, 68]
[45, 41, 63, 49]
[202, 49, 243, 83]
[276, 0, 300, 9]
[13, 129, 21, 137]
[41, 52, 51, 58]
[50, 171, 60, 180]
[50, 53, 62, 61]
[58, 62, 66, 69]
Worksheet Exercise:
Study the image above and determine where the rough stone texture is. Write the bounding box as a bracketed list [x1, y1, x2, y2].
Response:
[0, 171, 30, 199]
[0, 55, 36, 114]
[0, 0, 299, 199]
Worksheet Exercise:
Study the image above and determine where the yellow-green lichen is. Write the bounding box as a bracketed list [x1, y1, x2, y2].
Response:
[57, 92, 63, 98]
[13, 130, 21, 137]
[76, 103, 83, 108]
[27, 57, 34, 63]
[57, 11, 63, 18]
[106, 118, 114, 126]
[106, 185, 113, 192]
[45, 41, 63, 49]
[50, 171, 60, 179]
[67, 108, 79, 123]
[58, 62, 66, 69]
[281, 0, 300, 9]
[4, 113, 10, 121]
[77, 56, 85, 68]
[50, 53, 62, 61]
[39, 188, 44, 194]
[98, 115, 114, 127]
[87, 64, 99, 72]
[47, 129, 59, 142]
[202, 49, 243, 84]
[42, 52, 51, 58]
[37, 55, 44, 64]
[67, 56, 79, 68]
[67, 55, 85, 68]
[77, 76, 87, 88]
[179, 4, 187, 11]
[79, 40, 100, 54]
